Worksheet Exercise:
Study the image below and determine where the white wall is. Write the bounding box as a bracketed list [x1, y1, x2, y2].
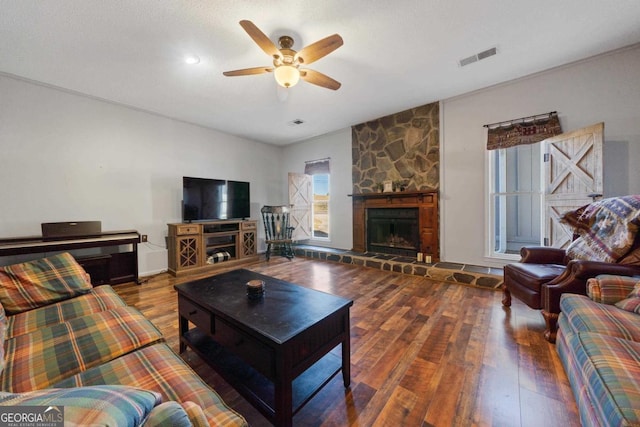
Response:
[4, 44, 639, 274]
[281, 128, 353, 250]
[441, 44, 640, 267]
[0, 75, 283, 275]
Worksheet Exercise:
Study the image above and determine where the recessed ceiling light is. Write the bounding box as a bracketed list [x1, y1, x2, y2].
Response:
[185, 55, 200, 65]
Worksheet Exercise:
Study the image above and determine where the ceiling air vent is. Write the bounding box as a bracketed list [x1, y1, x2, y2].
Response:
[459, 46, 498, 67]
[477, 47, 497, 60]
[459, 55, 478, 67]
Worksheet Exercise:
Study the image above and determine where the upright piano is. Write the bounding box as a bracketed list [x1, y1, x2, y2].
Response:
[0, 228, 140, 285]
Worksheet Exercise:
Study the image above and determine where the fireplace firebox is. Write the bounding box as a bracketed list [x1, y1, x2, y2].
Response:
[351, 191, 439, 261]
[367, 208, 420, 256]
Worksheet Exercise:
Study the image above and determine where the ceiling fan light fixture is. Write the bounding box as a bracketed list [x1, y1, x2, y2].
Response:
[274, 65, 300, 88]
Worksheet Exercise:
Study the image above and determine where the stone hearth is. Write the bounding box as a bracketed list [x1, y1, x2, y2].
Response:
[294, 245, 503, 290]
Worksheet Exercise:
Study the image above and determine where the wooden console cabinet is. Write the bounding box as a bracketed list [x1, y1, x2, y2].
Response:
[351, 191, 439, 261]
[167, 220, 258, 276]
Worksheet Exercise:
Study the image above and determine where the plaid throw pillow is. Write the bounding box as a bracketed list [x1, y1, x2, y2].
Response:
[561, 195, 640, 263]
[615, 282, 640, 313]
[0, 252, 92, 314]
[0, 385, 161, 427]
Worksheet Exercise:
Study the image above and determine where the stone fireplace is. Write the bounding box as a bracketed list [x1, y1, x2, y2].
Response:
[351, 102, 440, 259]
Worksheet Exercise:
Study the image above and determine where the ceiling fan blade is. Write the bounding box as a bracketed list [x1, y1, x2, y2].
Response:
[300, 69, 341, 90]
[223, 66, 273, 76]
[295, 34, 343, 65]
[239, 20, 281, 59]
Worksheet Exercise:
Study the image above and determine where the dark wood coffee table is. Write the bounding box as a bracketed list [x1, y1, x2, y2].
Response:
[175, 269, 353, 427]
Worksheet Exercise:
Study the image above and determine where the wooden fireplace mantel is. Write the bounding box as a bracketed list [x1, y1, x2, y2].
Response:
[350, 190, 439, 261]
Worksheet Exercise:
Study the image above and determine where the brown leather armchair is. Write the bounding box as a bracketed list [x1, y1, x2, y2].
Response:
[503, 246, 640, 342]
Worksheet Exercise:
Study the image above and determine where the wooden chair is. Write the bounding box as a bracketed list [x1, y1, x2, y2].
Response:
[261, 205, 295, 261]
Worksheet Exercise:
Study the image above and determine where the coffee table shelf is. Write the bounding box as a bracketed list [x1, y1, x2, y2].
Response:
[183, 328, 343, 417]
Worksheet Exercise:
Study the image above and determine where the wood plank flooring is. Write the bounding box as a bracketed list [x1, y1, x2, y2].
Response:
[114, 257, 580, 427]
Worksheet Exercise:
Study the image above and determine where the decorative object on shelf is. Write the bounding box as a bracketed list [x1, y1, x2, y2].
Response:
[246, 279, 265, 299]
[383, 180, 393, 193]
[375, 183, 384, 193]
[393, 180, 406, 192]
[206, 251, 231, 264]
[223, 20, 343, 90]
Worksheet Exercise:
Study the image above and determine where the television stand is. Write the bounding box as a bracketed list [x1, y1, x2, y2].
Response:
[167, 219, 258, 276]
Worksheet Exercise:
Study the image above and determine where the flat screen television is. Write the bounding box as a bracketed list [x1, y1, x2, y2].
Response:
[182, 177, 250, 222]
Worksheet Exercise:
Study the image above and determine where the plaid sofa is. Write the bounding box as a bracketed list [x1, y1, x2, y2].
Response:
[556, 274, 640, 427]
[0, 253, 247, 426]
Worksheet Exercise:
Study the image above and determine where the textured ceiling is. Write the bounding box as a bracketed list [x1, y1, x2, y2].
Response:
[1, 0, 640, 145]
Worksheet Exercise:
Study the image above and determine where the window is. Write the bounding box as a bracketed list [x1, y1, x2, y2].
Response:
[312, 173, 330, 239]
[304, 158, 331, 241]
[488, 143, 542, 258]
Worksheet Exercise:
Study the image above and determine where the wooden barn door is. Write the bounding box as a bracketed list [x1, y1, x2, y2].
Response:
[544, 122, 604, 248]
[288, 173, 312, 241]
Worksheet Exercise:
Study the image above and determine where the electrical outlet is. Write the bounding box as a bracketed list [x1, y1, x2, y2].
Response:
[141, 234, 148, 242]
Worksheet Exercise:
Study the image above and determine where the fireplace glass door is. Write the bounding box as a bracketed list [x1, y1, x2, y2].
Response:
[367, 208, 420, 256]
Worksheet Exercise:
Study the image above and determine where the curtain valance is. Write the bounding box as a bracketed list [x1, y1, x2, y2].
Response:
[304, 158, 330, 175]
[485, 112, 562, 150]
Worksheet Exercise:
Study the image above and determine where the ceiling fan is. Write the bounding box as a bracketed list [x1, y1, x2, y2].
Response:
[223, 20, 343, 90]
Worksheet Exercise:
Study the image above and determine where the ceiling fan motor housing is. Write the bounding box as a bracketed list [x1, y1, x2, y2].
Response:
[278, 35, 295, 50]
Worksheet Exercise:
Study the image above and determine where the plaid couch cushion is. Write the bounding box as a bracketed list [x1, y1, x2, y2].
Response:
[6, 285, 126, 339]
[0, 253, 92, 314]
[556, 325, 597, 426]
[615, 282, 640, 314]
[0, 385, 161, 427]
[54, 343, 247, 426]
[557, 328, 640, 427]
[586, 274, 640, 305]
[560, 294, 640, 342]
[1, 306, 164, 392]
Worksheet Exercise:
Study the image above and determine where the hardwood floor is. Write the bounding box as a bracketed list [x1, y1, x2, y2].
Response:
[114, 257, 580, 427]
